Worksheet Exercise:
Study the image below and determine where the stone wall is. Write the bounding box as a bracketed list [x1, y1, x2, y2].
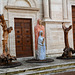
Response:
[0, 0, 74, 57]
[51, 0, 63, 20]
[46, 22, 64, 56]
[43, 0, 74, 57]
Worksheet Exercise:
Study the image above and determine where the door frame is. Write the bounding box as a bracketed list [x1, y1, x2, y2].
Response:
[72, 6, 75, 49]
[67, 1, 75, 49]
[7, 9, 38, 57]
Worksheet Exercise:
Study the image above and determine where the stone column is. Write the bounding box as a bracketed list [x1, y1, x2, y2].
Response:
[43, 0, 50, 19]
[0, 0, 3, 14]
[63, 0, 68, 19]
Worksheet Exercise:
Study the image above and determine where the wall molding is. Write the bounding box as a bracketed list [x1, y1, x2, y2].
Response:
[5, 6, 39, 11]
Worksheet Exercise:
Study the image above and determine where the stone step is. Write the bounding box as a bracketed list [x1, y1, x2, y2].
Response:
[15, 66, 75, 75]
[2, 62, 75, 75]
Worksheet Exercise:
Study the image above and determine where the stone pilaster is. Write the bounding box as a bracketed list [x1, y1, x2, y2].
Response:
[63, 0, 68, 19]
[43, 0, 50, 19]
[0, 0, 3, 55]
[0, 0, 3, 14]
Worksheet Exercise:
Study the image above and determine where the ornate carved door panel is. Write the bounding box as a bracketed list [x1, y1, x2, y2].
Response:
[72, 6, 75, 49]
[14, 18, 33, 58]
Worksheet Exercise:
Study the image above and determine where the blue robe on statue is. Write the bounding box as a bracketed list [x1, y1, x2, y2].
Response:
[38, 31, 46, 60]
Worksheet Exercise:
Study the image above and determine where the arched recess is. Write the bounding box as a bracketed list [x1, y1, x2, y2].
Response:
[15, 0, 31, 7]
[27, 0, 37, 7]
[8, 0, 37, 7]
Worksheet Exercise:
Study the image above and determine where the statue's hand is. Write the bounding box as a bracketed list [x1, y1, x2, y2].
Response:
[42, 38, 44, 44]
[0, 23, 2, 25]
[62, 22, 64, 25]
[69, 25, 72, 28]
[62, 25, 66, 30]
[69, 25, 72, 29]
[1, 24, 3, 26]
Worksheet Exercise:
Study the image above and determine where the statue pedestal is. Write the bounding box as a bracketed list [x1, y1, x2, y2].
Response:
[56, 47, 75, 59]
[26, 58, 54, 63]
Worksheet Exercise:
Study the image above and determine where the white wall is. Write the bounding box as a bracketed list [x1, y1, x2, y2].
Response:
[0, 0, 74, 57]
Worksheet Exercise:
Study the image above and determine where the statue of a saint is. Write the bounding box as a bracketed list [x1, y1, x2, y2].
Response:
[2, 26, 13, 56]
[62, 23, 74, 57]
[38, 31, 46, 60]
[0, 14, 16, 64]
[62, 23, 72, 48]
[34, 19, 45, 59]
[0, 14, 13, 56]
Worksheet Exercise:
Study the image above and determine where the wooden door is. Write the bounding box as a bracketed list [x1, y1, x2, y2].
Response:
[72, 6, 75, 49]
[14, 18, 33, 58]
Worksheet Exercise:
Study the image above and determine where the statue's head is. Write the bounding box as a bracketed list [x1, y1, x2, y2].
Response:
[7, 27, 13, 33]
[0, 14, 4, 21]
[0, 14, 3, 24]
[39, 30, 43, 36]
[41, 32, 43, 36]
[38, 19, 42, 25]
